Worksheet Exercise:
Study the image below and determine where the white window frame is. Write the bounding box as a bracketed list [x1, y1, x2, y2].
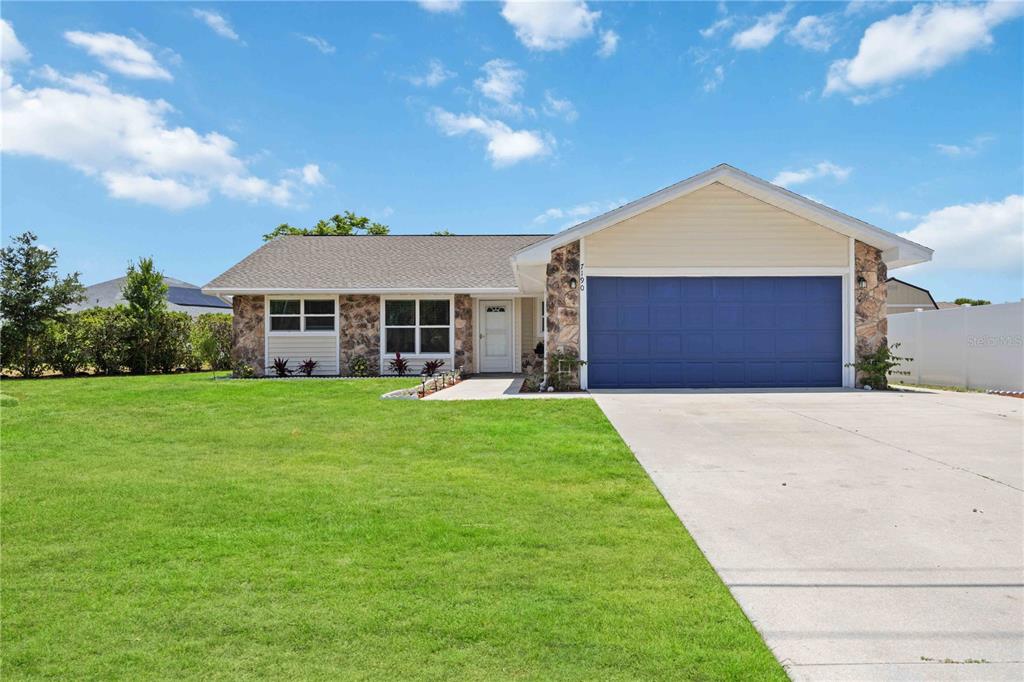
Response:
[380, 296, 455, 357]
[267, 296, 338, 336]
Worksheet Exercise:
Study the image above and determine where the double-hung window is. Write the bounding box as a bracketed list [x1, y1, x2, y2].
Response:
[269, 298, 336, 332]
[384, 299, 451, 354]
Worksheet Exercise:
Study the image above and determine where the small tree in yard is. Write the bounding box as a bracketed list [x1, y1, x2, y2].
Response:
[122, 257, 167, 374]
[191, 313, 232, 370]
[0, 232, 85, 377]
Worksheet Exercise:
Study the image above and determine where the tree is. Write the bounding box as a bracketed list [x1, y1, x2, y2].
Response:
[953, 297, 991, 306]
[431, 229, 456, 236]
[122, 257, 168, 374]
[0, 232, 84, 377]
[262, 212, 390, 241]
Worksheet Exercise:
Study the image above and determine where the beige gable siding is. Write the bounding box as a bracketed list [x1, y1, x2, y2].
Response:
[887, 280, 936, 310]
[585, 182, 848, 268]
[267, 335, 338, 375]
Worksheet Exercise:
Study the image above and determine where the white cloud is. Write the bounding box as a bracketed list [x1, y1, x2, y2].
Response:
[787, 15, 835, 52]
[192, 9, 242, 42]
[407, 58, 455, 87]
[1, 19, 30, 65]
[299, 35, 335, 54]
[826, 2, 1024, 99]
[772, 161, 852, 188]
[501, 0, 600, 51]
[64, 31, 172, 80]
[731, 7, 791, 50]
[597, 29, 619, 57]
[899, 195, 1023, 274]
[299, 163, 325, 186]
[417, 0, 463, 13]
[895, 210, 918, 221]
[542, 90, 577, 122]
[103, 172, 209, 210]
[934, 135, 995, 158]
[430, 108, 551, 167]
[533, 199, 622, 228]
[703, 64, 725, 92]
[1, 63, 315, 210]
[475, 58, 526, 114]
[700, 17, 734, 39]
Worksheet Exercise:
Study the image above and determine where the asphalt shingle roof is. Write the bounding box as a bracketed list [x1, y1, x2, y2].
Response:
[204, 235, 550, 291]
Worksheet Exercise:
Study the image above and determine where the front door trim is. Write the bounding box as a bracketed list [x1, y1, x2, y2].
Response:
[478, 298, 513, 373]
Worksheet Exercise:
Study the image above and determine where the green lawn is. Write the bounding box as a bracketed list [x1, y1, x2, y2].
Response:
[1, 374, 784, 680]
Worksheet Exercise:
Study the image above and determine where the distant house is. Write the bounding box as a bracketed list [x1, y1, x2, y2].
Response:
[886, 278, 938, 315]
[70, 276, 231, 317]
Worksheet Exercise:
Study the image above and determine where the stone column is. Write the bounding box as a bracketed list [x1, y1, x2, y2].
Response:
[339, 295, 380, 375]
[545, 240, 581, 388]
[454, 294, 474, 373]
[231, 295, 265, 376]
[854, 240, 888, 387]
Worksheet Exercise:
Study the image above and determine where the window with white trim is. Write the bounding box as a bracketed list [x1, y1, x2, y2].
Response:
[384, 299, 451, 354]
[269, 298, 336, 332]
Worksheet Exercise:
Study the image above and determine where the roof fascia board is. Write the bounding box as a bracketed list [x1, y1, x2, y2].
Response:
[202, 287, 522, 296]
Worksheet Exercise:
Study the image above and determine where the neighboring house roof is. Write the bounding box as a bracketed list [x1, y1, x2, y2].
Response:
[204, 235, 549, 294]
[886, 277, 939, 309]
[70, 276, 232, 314]
[513, 163, 933, 270]
[936, 302, 962, 309]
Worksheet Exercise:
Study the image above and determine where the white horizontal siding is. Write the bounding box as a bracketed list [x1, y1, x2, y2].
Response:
[267, 335, 338, 375]
[586, 182, 848, 268]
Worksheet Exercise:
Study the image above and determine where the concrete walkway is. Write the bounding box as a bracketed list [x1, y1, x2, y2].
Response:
[423, 375, 591, 400]
[593, 388, 1024, 681]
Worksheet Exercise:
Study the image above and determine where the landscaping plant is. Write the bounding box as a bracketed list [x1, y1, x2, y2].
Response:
[272, 357, 292, 377]
[0, 231, 85, 377]
[190, 313, 232, 370]
[846, 342, 912, 390]
[122, 257, 168, 375]
[388, 352, 410, 377]
[547, 349, 586, 391]
[421, 359, 445, 376]
[298, 358, 319, 377]
[348, 355, 371, 377]
[41, 315, 88, 377]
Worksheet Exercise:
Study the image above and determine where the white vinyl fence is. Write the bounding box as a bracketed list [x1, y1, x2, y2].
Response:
[888, 301, 1024, 391]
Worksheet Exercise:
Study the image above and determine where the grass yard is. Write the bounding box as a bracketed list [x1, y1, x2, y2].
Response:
[1, 374, 784, 680]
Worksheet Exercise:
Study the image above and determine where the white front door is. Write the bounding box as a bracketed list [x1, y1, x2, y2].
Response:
[480, 300, 513, 372]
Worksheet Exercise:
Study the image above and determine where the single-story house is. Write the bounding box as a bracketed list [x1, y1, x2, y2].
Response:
[886, 277, 939, 315]
[71, 276, 232, 317]
[203, 164, 932, 389]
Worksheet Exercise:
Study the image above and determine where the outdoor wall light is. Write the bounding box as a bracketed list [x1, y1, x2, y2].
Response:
[857, 276, 868, 289]
[569, 277, 578, 290]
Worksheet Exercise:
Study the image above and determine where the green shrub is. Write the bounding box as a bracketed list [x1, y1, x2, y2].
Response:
[151, 312, 193, 373]
[233, 362, 256, 378]
[42, 314, 88, 377]
[547, 349, 586, 391]
[79, 307, 133, 375]
[191, 313, 232, 370]
[348, 355, 372, 377]
[846, 342, 912, 390]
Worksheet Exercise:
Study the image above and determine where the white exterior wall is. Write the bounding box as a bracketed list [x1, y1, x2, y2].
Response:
[888, 302, 1024, 391]
[266, 335, 339, 375]
[586, 182, 848, 268]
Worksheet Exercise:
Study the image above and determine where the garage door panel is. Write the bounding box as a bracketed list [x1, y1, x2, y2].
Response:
[587, 276, 842, 388]
[651, 305, 682, 329]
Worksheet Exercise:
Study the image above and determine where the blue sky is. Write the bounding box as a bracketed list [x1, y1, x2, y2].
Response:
[2, 1, 1022, 302]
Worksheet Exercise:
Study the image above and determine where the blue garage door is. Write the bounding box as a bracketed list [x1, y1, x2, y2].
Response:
[587, 277, 842, 388]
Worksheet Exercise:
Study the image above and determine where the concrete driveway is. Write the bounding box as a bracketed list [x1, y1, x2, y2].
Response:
[593, 388, 1024, 681]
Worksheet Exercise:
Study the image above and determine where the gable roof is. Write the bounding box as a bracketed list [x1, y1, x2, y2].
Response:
[513, 164, 933, 269]
[70, 276, 230, 313]
[886, 277, 939, 309]
[204, 235, 549, 293]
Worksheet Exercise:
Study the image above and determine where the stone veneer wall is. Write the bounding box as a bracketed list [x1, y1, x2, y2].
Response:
[339, 295, 380, 375]
[854, 240, 888, 387]
[453, 294, 474, 373]
[546, 240, 582, 388]
[232, 295, 265, 376]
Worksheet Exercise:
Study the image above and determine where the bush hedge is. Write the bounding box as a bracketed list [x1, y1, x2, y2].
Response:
[29, 308, 233, 377]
